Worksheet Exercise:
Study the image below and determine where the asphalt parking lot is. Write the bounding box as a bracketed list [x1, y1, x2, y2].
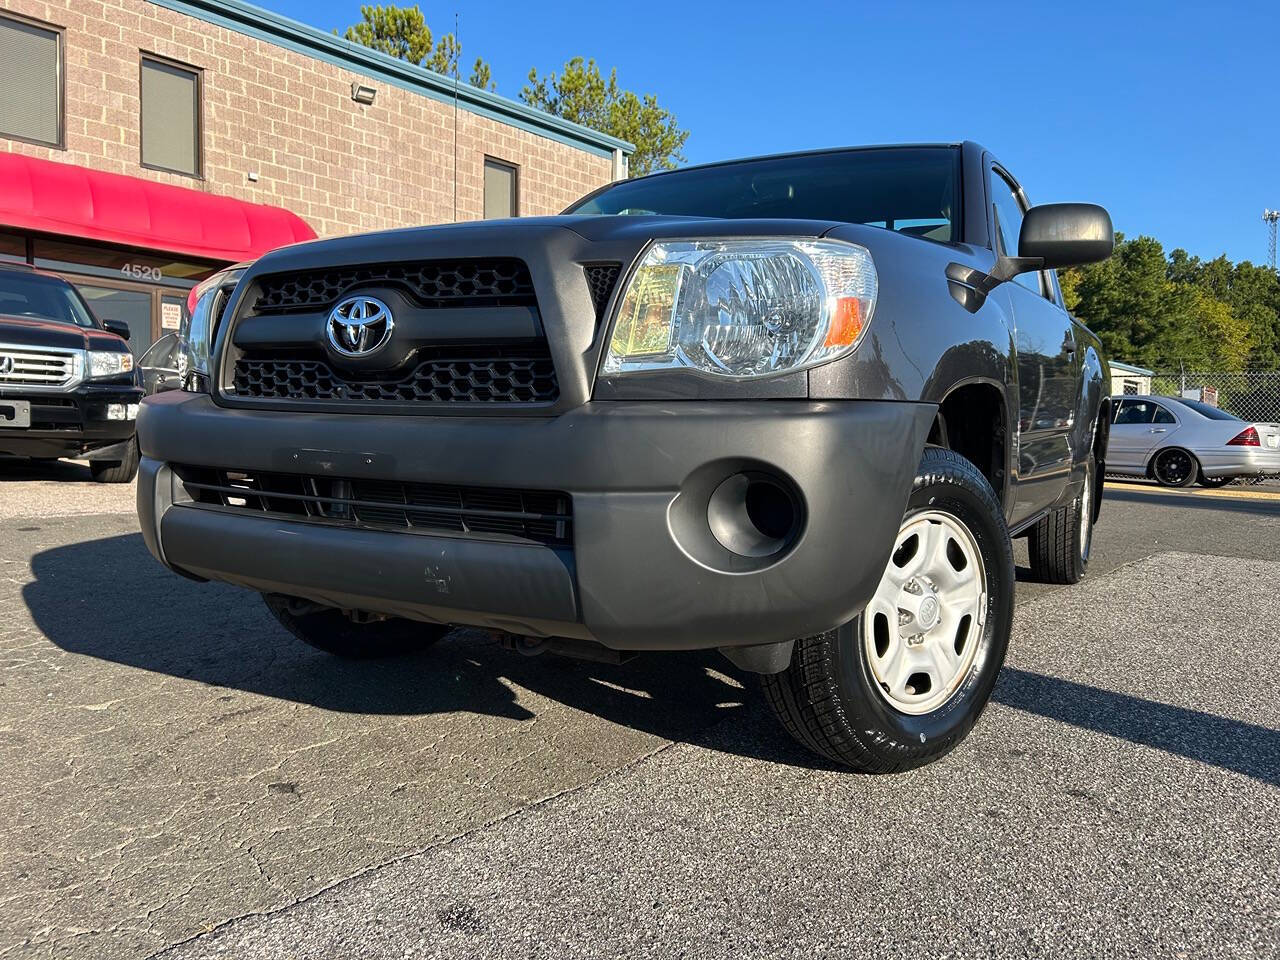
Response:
[1, 462, 1278, 959]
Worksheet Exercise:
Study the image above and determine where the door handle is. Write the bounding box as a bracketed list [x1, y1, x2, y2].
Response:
[1150, 428, 1167, 433]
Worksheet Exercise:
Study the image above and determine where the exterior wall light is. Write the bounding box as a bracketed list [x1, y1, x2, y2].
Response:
[351, 82, 376, 105]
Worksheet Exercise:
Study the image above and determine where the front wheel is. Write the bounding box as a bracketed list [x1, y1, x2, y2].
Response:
[1152, 448, 1198, 487]
[263, 594, 451, 658]
[89, 437, 140, 484]
[761, 446, 1014, 772]
[1197, 475, 1232, 488]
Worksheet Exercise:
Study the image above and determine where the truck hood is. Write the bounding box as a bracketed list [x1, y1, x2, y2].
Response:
[0, 316, 128, 352]
[242, 214, 873, 276]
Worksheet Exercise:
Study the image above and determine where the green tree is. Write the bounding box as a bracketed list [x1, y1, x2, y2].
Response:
[1064, 234, 1277, 373]
[521, 57, 688, 176]
[1164, 250, 1280, 369]
[342, 5, 493, 89]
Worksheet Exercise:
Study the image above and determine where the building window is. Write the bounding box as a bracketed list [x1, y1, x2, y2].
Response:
[0, 12, 63, 148]
[1122, 379, 1140, 395]
[0, 231, 27, 264]
[483, 158, 518, 219]
[140, 54, 202, 177]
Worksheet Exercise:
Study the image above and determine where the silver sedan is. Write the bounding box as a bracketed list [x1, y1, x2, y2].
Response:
[1107, 394, 1280, 487]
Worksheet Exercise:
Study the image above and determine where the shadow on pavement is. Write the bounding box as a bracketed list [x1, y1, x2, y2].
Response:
[1103, 487, 1280, 516]
[994, 667, 1279, 787]
[0, 457, 92, 483]
[27, 533, 1274, 781]
[25, 531, 826, 769]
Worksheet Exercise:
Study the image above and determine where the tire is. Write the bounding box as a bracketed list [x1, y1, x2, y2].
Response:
[761, 446, 1014, 772]
[263, 593, 450, 658]
[1197, 475, 1232, 488]
[1027, 452, 1094, 585]
[1151, 447, 1198, 487]
[89, 437, 140, 483]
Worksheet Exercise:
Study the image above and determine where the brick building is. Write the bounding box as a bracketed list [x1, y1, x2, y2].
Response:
[0, 0, 630, 352]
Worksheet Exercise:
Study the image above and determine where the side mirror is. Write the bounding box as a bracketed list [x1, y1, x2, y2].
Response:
[1018, 203, 1113, 269]
[101, 318, 131, 341]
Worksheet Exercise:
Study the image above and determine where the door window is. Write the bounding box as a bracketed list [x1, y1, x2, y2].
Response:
[1115, 400, 1157, 425]
[1152, 404, 1176, 424]
[990, 169, 1046, 297]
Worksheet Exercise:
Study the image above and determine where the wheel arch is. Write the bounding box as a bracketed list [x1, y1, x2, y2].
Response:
[926, 376, 1014, 512]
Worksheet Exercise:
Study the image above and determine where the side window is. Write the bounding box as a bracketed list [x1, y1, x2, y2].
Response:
[1114, 400, 1156, 425]
[1152, 404, 1176, 424]
[989, 169, 1046, 297]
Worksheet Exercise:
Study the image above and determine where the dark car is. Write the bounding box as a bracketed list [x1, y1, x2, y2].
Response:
[0, 264, 143, 482]
[136, 142, 1114, 770]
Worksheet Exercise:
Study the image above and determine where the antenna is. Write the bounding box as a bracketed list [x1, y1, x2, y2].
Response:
[1265, 209, 1279, 271]
[452, 11, 460, 223]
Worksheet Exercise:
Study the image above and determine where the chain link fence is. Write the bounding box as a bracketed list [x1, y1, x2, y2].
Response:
[1149, 371, 1280, 424]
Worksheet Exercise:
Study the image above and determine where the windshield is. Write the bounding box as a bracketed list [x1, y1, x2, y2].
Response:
[1175, 398, 1242, 421]
[567, 147, 961, 242]
[0, 271, 98, 328]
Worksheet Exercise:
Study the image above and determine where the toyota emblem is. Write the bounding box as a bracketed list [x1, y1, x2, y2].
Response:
[327, 295, 394, 357]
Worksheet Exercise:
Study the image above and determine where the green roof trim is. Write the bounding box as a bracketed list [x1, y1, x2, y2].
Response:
[146, 0, 634, 159]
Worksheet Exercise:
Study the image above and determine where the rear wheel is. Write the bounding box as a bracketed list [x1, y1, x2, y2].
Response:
[89, 437, 140, 484]
[761, 446, 1014, 772]
[263, 594, 450, 658]
[1197, 475, 1232, 488]
[1027, 452, 1094, 585]
[1152, 447, 1198, 487]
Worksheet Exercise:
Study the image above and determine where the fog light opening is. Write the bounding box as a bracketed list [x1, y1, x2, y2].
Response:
[707, 472, 803, 559]
[744, 479, 796, 542]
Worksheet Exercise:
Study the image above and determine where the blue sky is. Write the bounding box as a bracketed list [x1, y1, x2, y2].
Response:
[256, 0, 1279, 265]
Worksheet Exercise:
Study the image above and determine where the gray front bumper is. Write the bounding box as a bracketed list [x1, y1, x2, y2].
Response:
[137, 392, 934, 650]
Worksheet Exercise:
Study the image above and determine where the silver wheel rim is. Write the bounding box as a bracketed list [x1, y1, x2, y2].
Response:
[863, 510, 988, 715]
[1079, 471, 1092, 561]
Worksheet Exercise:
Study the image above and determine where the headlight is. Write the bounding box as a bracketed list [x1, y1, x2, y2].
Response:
[87, 350, 134, 380]
[603, 238, 877, 379]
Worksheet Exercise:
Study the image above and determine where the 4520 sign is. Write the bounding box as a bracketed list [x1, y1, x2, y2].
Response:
[120, 263, 164, 282]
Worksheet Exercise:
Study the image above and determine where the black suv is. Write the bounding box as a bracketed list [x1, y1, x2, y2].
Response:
[0, 264, 143, 482]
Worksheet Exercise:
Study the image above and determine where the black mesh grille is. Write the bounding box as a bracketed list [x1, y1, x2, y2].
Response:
[174, 466, 573, 546]
[231, 346, 558, 404]
[584, 263, 621, 320]
[253, 258, 535, 313]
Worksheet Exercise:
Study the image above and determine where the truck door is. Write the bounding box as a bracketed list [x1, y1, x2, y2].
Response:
[989, 165, 1078, 527]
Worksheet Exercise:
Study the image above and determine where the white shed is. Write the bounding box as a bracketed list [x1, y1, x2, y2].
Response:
[1110, 361, 1154, 396]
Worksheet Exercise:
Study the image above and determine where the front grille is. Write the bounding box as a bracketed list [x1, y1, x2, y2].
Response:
[253, 258, 536, 313]
[30, 397, 80, 430]
[174, 466, 573, 546]
[232, 345, 558, 404]
[584, 263, 621, 320]
[0, 347, 78, 388]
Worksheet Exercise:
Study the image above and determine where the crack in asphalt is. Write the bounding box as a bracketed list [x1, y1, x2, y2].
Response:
[146, 738, 681, 959]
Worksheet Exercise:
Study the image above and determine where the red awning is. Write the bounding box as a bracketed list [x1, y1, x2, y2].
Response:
[0, 153, 316, 264]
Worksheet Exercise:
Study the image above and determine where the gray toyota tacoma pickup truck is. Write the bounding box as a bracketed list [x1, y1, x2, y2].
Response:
[137, 142, 1113, 771]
